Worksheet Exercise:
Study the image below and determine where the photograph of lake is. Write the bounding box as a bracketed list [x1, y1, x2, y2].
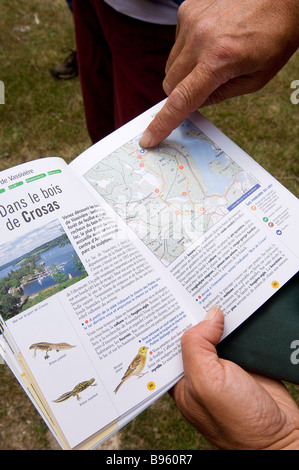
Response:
[0, 219, 88, 320]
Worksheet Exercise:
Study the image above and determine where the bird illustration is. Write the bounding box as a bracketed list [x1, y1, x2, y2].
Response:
[114, 346, 147, 393]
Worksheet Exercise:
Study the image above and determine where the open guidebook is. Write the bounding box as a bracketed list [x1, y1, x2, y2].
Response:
[0, 100, 298, 450]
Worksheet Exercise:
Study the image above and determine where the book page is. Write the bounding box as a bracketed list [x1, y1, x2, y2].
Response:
[0, 156, 196, 449]
[2, 101, 298, 448]
[71, 100, 299, 340]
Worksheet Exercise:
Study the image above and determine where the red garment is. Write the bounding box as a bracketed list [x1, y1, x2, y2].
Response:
[72, 0, 176, 143]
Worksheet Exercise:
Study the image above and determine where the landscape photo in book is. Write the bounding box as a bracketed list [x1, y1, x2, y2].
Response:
[84, 119, 259, 267]
[0, 219, 88, 320]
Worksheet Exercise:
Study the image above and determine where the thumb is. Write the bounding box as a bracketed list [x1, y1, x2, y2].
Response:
[181, 305, 224, 365]
[170, 305, 225, 403]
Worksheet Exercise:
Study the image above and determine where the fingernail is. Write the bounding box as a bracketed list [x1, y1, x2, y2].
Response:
[139, 129, 153, 149]
[204, 305, 220, 321]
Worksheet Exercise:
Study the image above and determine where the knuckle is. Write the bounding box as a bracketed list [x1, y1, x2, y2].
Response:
[211, 40, 242, 71]
[154, 107, 173, 128]
[214, 40, 236, 61]
[180, 326, 195, 349]
[177, 1, 190, 23]
[170, 81, 195, 112]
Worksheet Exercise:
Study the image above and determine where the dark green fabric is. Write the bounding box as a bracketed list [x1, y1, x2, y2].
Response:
[217, 272, 299, 384]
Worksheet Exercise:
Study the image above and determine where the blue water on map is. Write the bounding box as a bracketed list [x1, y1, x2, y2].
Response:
[169, 120, 240, 195]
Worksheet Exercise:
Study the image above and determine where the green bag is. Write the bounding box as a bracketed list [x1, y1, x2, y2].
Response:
[217, 272, 299, 384]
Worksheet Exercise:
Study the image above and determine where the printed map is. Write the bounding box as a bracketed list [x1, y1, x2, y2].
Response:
[84, 119, 257, 266]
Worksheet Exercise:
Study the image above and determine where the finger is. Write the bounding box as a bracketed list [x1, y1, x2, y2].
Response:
[139, 65, 221, 148]
[171, 306, 225, 416]
[164, 29, 186, 77]
[163, 49, 197, 96]
[169, 306, 224, 403]
[181, 306, 224, 372]
[200, 72, 272, 107]
[164, 0, 192, 75]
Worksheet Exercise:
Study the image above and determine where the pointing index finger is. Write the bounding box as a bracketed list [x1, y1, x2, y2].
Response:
[139, 88, 191, 148]
[139, 66, 219, 148]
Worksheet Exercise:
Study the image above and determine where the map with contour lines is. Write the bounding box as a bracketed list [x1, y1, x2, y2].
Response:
[84, 119, 258, 266]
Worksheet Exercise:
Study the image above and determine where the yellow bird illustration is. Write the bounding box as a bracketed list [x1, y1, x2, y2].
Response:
[114, 346, 147, 393]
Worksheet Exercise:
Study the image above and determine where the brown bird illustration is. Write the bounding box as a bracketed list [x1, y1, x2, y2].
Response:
[114, 346, 147, 393]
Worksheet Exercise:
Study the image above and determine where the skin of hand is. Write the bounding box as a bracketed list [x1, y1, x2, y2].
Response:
[139, 0, 299, 148]
[170, 306, 299, 450]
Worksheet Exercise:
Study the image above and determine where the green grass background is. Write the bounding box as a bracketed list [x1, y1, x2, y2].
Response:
[0, 0, 298, 450]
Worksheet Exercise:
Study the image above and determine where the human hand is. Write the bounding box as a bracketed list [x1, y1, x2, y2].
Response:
[139, 0, 299, 148]
[170, 306, 299, 449]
